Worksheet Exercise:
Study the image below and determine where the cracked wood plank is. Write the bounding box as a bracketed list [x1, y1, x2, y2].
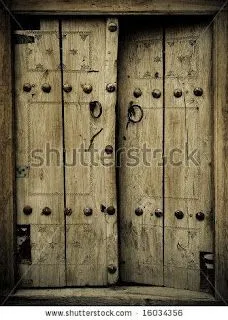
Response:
[164, 19, 214, 291]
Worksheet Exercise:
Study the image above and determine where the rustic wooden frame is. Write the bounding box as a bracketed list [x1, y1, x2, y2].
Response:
[0, 5, 15, 298]
[213, 10, 228, 301]
[0, 0, 227, 301]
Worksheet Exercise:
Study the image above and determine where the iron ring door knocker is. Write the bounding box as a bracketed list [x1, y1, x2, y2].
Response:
[127, 104, 144, 126]
[89, 101, 102, 119]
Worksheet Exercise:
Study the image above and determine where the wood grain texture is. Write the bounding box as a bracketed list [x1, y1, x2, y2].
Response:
[164, 21, 213, 291]
[6, 286, 216, 306]
[214, 10, 228, 300]
[118, 18, 164, 285]
[15, 20, 65, 287]
[0, 7, 15, 293]
[11, 0, 226, 14]
[62, 18, 118, 286]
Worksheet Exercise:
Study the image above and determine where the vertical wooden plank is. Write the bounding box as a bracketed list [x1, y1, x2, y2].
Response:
[164, 20, 213, 291]
[0, 6, 15, 294]
[15, 19, 65, 287]
[104, 18, 119, 284]
[62, 18, 118, 286]
[214, 10, 228, 300]
[118, 18, 164, 285]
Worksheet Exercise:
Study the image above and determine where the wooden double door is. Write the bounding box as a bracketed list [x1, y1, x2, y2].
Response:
[15, 17, 214, 291]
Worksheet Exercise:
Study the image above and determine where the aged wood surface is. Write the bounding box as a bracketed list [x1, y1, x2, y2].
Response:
[118, 18, 164, 285]
[62, 18, 118, 285]
[5, 286, 217, 306]
[164, 21, 213, 291]
[0, 7, 15, 294]
[11, 0, 226, 14]
[15, 20, 65, 287]
[214, 10, 228, 301]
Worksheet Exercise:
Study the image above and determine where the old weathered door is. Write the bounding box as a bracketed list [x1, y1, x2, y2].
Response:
[118, 17, 214, 291]
[15, 18, 118, 287]
[15, 16, 214, 291]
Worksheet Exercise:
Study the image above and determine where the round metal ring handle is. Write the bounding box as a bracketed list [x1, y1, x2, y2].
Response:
[128, 104, 144, 124]
[89, 101, 102, 119]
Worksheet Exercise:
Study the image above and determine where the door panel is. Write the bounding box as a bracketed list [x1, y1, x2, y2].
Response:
[62, 18, 118, 286]
[15, 20, 65, 287]
[164, 22, 213, 290]
[118, 20, 164, 285]
[14, 17, 214, 291]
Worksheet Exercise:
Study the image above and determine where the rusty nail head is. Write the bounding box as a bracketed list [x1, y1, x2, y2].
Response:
[23, 205, 33, 215]
[82, 84, 93, 94]
[107, 206, 115, 215]
[196, 212, 205, 221]
[42, 207, 51, 216]
[84, 207, 93, 216]
[175, 210, 184, 219]
[193, 87, 203, 96]
[155, 208, 163, 218]
[152, 89, 161, 98]
[107, 264, 117, 274]
[135, 208, 143, 216]
[42, 83, 51, 93]
[64, 208, 72, 216]
[174, 89, 182, 98]
[23, 83, 32, 92]
[105, 145, 113, 154]
[63, 83, 72, 93]
[133, 88, 142, 98]
[108, 23, 118, 32]
[106, 83, 116, 93]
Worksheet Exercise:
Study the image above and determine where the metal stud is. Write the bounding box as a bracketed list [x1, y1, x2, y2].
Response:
[106, 206, 115, 215]
[196, 212, 205, 221]
[84, 207, 93, 216]
[64, 208, 72, 216]
[23, 205, 33, 216]
[63, 83, 72, 93]
[193, 87, 203, 96]
[133, 88, 142, 98]
[23, 83, 32, 92]
[135, 208, 143, 216]
[152, 89, 161, 98]
[107, 264, 117, 274]
[108, 23, 118, 32]
[175, 210, 184, 219]
[42, 207, 51, 216]
[82, 84, 93, 94]
[174, 89, 182, 98]
[42, 83, 51, 93]
[105, 145, 113, 154]
[106, 83, 116, 93]
[155, 208, 163, 218]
